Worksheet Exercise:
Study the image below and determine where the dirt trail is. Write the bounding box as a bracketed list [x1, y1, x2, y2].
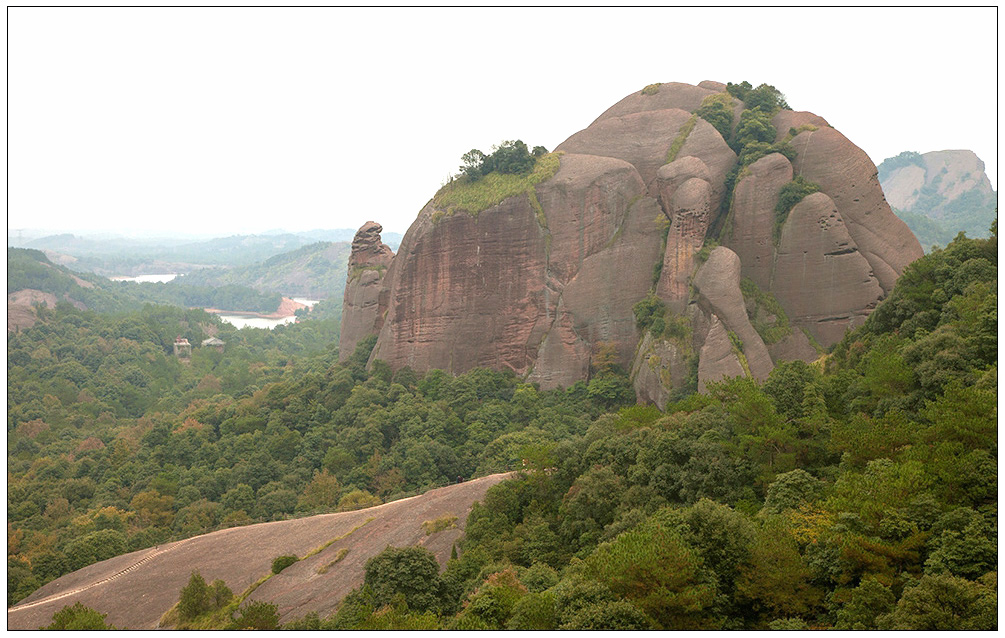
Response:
[7, 473, 511, 629]
[8, 539, 193, 613]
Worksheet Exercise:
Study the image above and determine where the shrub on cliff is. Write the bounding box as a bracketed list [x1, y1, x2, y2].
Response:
[460, 140, 547, 180]
[272, 554, 299, 574]
[43, 602, 115, 630]
[436, 150, 561, 217]
[363, 545, 446, 613]
[695, 93, 735, 140]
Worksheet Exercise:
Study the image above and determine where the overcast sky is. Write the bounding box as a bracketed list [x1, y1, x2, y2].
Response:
[7, 7, 998, 238]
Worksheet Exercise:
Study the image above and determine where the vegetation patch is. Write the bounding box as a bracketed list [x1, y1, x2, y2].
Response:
[271, 554, 299, 574]
[641, 83, 662, 96]
[782, 123, 819, 143]
[696, 238, 719, 264]
[317, 548, 350, 574]
[877, 150, 925, 183]
[694, 92, 735, 140]
[304, 517, 374, 560]
[432, 151, 561, 218]
[727, 329, 752, 377]
[349, 264, 386, 283]
[739, 277, 792, 345]
[422, 515, 458, 535]
[714, 82, 796, 235]
[666, 115, 698, 164]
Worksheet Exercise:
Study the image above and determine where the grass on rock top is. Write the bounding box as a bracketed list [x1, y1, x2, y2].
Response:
[432, 152, 562, 219]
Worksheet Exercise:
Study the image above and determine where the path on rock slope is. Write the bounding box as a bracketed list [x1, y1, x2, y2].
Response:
[7, 473, 511, 629]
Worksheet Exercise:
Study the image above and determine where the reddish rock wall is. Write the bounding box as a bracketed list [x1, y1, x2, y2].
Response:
[339, 222, 394, 361]
[349, 80, 924, 398]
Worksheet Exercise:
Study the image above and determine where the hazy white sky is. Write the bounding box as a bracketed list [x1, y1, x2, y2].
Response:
[8, 7, 998, 237]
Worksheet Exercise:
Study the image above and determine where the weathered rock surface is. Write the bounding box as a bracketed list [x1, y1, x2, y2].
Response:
[370, 195, 550, 376]
[5, 474, 511, 630]
[674, 118, 737, 207]
[772, 192, 884, 346]
[698, 315, 745, 392]
[591, 82, 717, 126]
[657, 177, 714, 311]
[724, 153, 793, 289]
[697, 80, 727, 92]
[339, 222, 394, 361]
[772, 110, 830, 139]
[881, 163, 927, 211]
[8, 289, 58, 333]
[692, 247, 773, 382]
[347, 80, 924, 400]
[767, 329, 820, 364]
[788, 127, 923, 293]
[879, 149, 997, 243]
[557, 108, 695, 189]
[370, 153, 663, 386]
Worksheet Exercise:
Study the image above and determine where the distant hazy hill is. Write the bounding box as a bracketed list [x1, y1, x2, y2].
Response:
[7, 248, 280, 330]
[879, 150, 997, 250]
[181, 241, 353, 300]
[18, 229, 402, 276]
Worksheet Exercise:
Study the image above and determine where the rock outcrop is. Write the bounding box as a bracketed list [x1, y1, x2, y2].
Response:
[772, 192, 884, 345]
[878, 149, 997, 247]
[5, 474, 510, 630]
[725, 152, 793, 289]
[344, 81, 924, 400]
[339, 222, 394, 361]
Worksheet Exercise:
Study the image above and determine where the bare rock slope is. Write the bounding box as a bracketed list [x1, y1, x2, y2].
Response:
[6, 473, 510, 630]
[342, 81, 923, 406]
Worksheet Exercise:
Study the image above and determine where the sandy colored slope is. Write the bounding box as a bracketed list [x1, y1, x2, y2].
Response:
[7, 473, 511, 629]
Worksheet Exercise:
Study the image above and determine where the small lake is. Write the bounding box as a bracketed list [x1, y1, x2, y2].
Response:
[110, 273, 180, 283]
[218, 315, 298, 330]
[107, 277, 323, 330]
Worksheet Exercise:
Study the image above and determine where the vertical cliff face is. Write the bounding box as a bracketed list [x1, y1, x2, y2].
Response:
[344, 81, 924, 401]
[338, 222, 394, 361]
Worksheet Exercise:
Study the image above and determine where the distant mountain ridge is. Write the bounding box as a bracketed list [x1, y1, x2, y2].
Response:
[16, 229, 402, 276]
[879, 150, 997, 250]
[181, 241, 353, 300]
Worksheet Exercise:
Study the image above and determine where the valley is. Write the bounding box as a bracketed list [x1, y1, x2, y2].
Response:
[6, 79, 997, 631]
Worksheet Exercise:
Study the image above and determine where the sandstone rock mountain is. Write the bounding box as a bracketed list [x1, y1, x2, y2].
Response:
[340, 81, 924, 405]
[6, 474, 510, 630]
[338, 221, 394, 360]
[878, 149, 997, 249]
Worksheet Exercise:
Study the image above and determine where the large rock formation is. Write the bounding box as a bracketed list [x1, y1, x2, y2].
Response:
[339, 222, 394, 360]
[878, 149, 997, 248]
[341, 81, 924, 402]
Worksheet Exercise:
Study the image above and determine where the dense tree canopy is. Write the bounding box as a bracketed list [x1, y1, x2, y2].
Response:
[19, 223, 998, 631]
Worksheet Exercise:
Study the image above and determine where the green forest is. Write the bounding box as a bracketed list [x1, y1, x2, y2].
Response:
[7, 226, 997, 630]
[8, 249, 282, 314]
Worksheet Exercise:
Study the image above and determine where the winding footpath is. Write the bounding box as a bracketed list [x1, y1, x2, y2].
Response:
[8, 539, 193, 614]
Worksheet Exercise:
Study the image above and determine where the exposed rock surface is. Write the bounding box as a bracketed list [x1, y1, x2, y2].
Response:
[5, 474, 511, 630]
[590, 82, 717, 126]
[7, 289, 59, 332]
[657, 176, 714, 311]
[698, 315, 745, 392]
[724, 153, 793, 289]
[345, 81, 924, 399]
[369, 153, 663, 387]
[772, 192, 884, 346]
[879, 149, 997, 246]
[339, 222, 394, 361]
[557, 108, 695, 189]
[788, 127, 923, 293]
[692, 247, 773, 382]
